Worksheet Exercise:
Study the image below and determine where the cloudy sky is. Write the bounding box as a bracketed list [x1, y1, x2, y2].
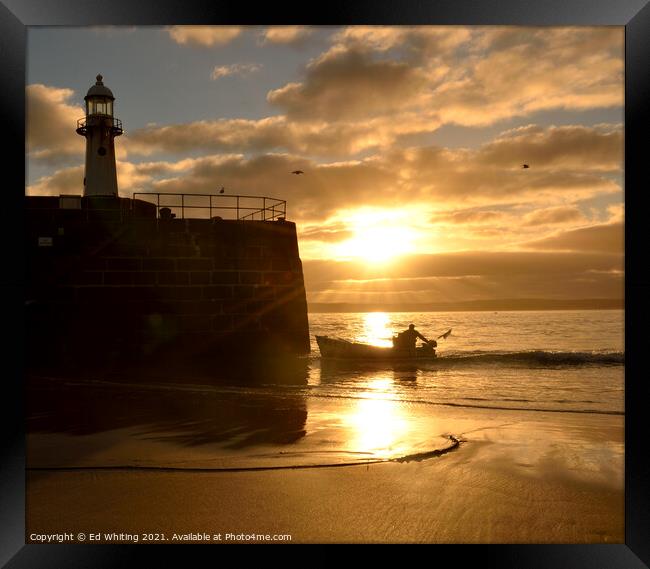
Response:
[27, 25, 624, 307]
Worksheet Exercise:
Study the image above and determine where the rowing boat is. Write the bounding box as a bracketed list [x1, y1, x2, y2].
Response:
[316, 335, 437, 361]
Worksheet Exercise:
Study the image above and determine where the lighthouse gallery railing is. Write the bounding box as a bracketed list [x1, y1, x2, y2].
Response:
[76, 116, 123, 135]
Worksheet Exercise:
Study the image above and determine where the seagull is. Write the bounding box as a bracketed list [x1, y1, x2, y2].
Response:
[437, 328, 452, 340]
[291, 170, 304, 175]
[219, 187, 225, 193]
[522, 164, 530, 169]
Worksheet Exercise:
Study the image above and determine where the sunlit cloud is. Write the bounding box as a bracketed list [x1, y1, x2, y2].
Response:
[260, 26, 313, 46]
[267, 46, 432, 121]
[124, 112, 443, 158]
[266, 26, 622, 125]
[167, 26, 243, 47]
[519, 221, 623, 253]
[522, 206, 587, 226]
[302, 250, 623, 304]
[27, 164, 84, 196]
[27, 160, 155, 196]
[210, 63, 262, 80]
[27, 84, 85, 164]
[300, 223, 354, 243]
[36, 122, 622, 228]
[431, 210, 507, 225]
[433, 27, 623, 126]
[606, 203, 624, 223]
[332, 26, 472, 56]
[476, 124, 623, 172]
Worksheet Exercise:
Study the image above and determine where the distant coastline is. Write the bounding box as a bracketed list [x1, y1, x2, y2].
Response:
[307, 298, 623, 313]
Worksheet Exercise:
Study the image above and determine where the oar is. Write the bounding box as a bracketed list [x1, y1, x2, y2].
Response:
[437, 329, 452, 340]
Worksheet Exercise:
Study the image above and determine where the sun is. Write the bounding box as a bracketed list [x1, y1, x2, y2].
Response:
[333, 209, 418, 264]
[340, 226, 415, 262]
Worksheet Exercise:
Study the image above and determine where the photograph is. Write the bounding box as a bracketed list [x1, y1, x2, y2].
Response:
[22, 22, 628, 547]
[0, 1, 645, 561]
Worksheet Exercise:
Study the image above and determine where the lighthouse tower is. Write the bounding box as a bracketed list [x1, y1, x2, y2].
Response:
[76, 74, 123, 197]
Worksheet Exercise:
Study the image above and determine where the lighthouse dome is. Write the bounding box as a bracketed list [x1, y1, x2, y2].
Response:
[84, 74, 114, 100]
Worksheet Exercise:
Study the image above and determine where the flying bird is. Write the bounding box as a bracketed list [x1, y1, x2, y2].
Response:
[291, 170, 304, 175]
[522, 164, 530, 169]
[437, 328, 452, 340]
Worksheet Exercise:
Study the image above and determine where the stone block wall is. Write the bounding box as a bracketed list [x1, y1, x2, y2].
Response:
[25, 196, 310, 371]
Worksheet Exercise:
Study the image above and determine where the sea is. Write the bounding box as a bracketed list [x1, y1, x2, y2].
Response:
[27, 309, 624, 471]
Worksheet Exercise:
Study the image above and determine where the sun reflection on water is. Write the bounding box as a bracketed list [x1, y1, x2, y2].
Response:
[345, 376, 409, 458]
[358, 312, 394, 347]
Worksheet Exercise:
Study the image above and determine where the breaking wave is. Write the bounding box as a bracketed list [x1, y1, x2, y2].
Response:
[439, 350, 624, 367]
[314, 349, 624, 369]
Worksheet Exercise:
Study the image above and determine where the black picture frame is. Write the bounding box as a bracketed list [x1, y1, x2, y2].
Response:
[2, 1, 648, 565]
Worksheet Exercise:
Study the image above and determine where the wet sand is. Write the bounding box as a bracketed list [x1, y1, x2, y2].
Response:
[26, 409, 624, 544]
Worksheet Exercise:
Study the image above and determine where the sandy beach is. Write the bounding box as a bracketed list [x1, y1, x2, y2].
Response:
[26, 407, 623, 544]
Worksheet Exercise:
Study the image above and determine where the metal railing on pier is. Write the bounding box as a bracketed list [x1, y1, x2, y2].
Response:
[132, 192, 287, 221]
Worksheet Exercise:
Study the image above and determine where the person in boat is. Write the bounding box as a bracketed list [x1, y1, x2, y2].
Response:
[393, 324, 435, 353]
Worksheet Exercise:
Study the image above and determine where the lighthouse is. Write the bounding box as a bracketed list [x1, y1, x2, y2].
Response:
[76, 74, 123, 197]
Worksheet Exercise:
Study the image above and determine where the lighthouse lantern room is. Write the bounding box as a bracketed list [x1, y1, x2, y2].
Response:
[76, 74, 123, 197]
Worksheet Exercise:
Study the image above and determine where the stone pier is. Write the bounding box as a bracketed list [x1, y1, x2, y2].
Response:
[25, 195, 310, 373]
